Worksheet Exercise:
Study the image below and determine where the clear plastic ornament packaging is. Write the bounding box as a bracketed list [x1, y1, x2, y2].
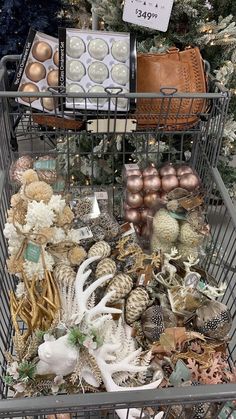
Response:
[12, 28, 59, 113]
[59, 28, 136, 111]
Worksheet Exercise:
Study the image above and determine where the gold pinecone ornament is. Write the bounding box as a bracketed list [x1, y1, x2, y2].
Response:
[53, 262, 76, 284]
[106, 273, 133, 303]
[88, 241, 111, 259]
[125, 287, 150, 325]
[95, 258, 117, 279]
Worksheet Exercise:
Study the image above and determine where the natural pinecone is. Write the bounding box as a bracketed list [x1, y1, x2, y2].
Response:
[53, 262, 76, 284]
[125, 287, 150, 325]
[106, 273, 133, 303]
[88, 241, 111, 259]
[95, 258, 116, 279]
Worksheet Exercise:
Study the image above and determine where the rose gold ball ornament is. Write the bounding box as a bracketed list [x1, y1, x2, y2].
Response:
[176, 165, 194, 177]
[159, 164, 177, 177]
[179, 173, 200, 191]
[140, 208, 154, 223]
[53, 50, 59, 66]
[36, 156, 57, 185]
[25, 62, 46, 82]
[126, 168, 142, 177]
[126, 175, 143, 193]
[20, 82, 39, 103]
[47, 69, 59, 87]
[126, 192, 143, 208]
[161, 175, 179, 192]
[10, 155, 34, 184]
[32, 41, 52, 62]
[144, 192, 160, 208]
[125, 208, 141, 224]
[143, 164, 159, 177]
[143, 175, 161, 192]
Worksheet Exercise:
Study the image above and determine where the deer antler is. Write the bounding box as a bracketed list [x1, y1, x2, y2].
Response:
[72, 256, 122, 324]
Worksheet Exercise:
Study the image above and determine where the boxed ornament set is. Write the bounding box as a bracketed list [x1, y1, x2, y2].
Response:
[3, 154, 235, 419]
[59, 28, 136, 111]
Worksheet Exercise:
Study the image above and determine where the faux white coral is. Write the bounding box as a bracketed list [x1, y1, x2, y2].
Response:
[51, 227, 67, 244]
[23, 251, 54, 280]
[25, 201, 56, 232]
[48, 195, 66, 214]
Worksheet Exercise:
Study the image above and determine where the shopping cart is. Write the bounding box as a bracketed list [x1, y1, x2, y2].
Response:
[0, 55, 236, 418]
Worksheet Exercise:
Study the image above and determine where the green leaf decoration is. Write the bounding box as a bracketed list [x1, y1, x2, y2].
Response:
[68, 327, 86, 347]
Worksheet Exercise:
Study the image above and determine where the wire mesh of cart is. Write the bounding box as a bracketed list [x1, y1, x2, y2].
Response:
[0, 55, 236, 419]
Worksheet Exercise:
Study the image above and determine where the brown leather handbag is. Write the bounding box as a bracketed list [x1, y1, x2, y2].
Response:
[136, 47, 208, 130]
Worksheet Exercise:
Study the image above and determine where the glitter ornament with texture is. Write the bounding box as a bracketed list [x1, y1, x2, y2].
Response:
[152, 208, 179, 243]
[125, 287, 150, 325]
[141, 306, 177, 342]
[179, 222, 204, 247]
[36, 156, 57, 185]
[196, 300, 232, 340]
[10, 156, 34, 185]
[88, 240, 111, 259]
[95, 258, 116, 279]
[106, 273, 133, 303]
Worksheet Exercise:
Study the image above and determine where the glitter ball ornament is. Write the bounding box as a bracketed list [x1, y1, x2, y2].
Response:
[141, 306, 177, 342]
[67, 60, 86, 82]
[88, 38, 109, 60]
[196, 300, 232, 340]
[106, 273, 133, 303]
[152, 208, 179, 242]
[88, 61, 109, 83]
[67, 36, 86, 58]
[125, 287, 150, 324]
[111, 40, 129, 62]
[32, 41, 52, 62]
[36, 156, 57, 185]
[20, 82, 39, 103]
[95, 258, 116, 279]
[88, 241, 111, 259]
[47, 69, 59, 87]
[10, 156, 34, 185]
[25, 62, 46, 82]
[111, 64, 129, 85]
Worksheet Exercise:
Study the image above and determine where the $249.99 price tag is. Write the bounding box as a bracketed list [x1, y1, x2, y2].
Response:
[123, 0, 174, 32]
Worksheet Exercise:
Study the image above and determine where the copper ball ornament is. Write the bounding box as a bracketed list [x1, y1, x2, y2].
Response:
[32, 41, 52, 62]
[126, 175, 143, 193]
[53, 50, 59, 66]
[179, 173, 200, 191]
[47, 69, 59, 87]
[10, 155, 34, 184]
[140, 208, 154, 223]
[25, 62, 46, 82]
[126, 192, 143, 208]
[161, 175, 179, 192]
[176, 165, 193, 177]
[144, 192, 160, 208]
[20, 82, 39, 103]
[159, 164, 176, 177]
[143, 175, 161, 192]
[143, 164, 159, 177]
[125, 208, 141, 224]
[126, 168, 142, 177]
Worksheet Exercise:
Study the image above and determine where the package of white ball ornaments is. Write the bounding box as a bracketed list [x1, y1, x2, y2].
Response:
[12, 28, 59, 113]
[59, 28, 136, 111]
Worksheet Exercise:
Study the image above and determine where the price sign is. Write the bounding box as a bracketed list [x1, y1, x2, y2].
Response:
[123, 0, 174, 32]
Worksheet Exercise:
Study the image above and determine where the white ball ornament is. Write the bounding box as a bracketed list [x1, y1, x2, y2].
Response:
[111, 64, 129, 85]
[67, 36, 85, 58]
[89, 85, 107, 106]
[111, 40, 129, 62]
[67, 83, 85, 104]
[66, 60, 85, 81]
[88, 38, 109, 60]
[88, 61, 109, 83]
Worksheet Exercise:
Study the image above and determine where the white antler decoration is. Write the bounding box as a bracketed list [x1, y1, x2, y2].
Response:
[183, 256, 200, 273]
[153, 247, 181, 288]
[72, 256, 122, 324]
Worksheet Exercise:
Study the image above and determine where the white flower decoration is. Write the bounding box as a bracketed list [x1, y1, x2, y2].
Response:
[25, 201, 55, 232]
[48, 195, 66, 214]
[83, 337, 97, 350]
[51, 227, 66, 244]
[7, 361, 19, 380]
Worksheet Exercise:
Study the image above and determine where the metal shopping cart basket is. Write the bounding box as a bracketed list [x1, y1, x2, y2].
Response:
[0, 55, 236, 419]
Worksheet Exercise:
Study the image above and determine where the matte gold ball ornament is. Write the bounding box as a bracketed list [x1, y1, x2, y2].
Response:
[25, 62, 46, 82]
[53, 50, 59, 66]
[20, 82, 39, 103]
[32, 41, 52, 62]
[41, 96, 57, 111]
[47, 69, 59, 87]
